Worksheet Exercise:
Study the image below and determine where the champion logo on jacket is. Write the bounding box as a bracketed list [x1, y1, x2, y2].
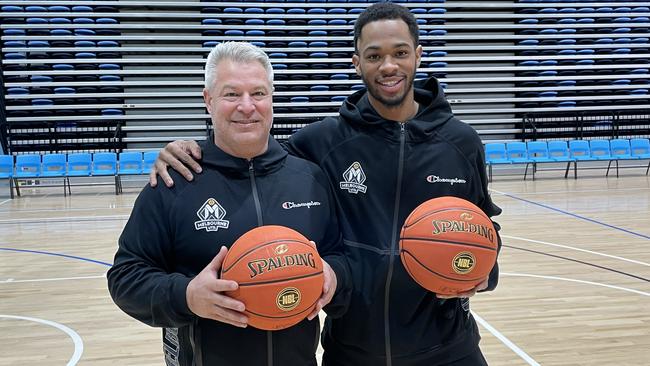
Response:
[426, 175, 467, 185]
[339, 161, 367, 194]
[282, 201, 322, 209]
[194, 198, 230, 232]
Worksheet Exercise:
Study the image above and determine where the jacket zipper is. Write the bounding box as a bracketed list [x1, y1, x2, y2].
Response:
[249, 161, 264, 226]
[248, 160, 273, 366]
[384, 123, 406, 366]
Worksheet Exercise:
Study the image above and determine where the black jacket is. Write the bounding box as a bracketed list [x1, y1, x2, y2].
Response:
[285, 77, 502, 366]
[107, 137, 351, 366]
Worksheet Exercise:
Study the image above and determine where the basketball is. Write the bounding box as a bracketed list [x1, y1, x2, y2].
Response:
[399, 196, 498, 296]
[220, 225, 324, 330]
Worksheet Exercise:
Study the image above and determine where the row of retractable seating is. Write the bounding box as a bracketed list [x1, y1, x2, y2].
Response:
[515, 0, 649, 109]
[485, 138, 650, 180]
[2, 3, 124, 114]
[0, 151, 159, 198]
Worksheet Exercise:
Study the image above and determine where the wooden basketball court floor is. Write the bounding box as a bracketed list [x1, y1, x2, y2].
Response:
[1, 172, 648, 365]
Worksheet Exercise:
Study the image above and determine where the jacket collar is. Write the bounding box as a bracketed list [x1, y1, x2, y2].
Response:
[339, 77, 455, 141]
[199, 134, 288, 177]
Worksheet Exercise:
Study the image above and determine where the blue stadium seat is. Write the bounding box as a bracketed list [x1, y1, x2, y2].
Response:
[72, 5, 93, 12]
[142, 151, 159, 174]
[118, 151, 144, 182]
[568, 140, 597, 165]
[328, 8, 347, 14]
[245, 19, 265, 26]
[42, 153, 70, 195]
[606, 139, 641, 176]
[73, 18, 95, 24]
[484, 143, 511, 181]
[506, 142, 532, 164]
[50, 18, 73, 24]
[65, 155, 92, 193]
[7, 88, 29, 95]
[96, 18, 118, 25]
[92, 152, 119, 194]
[266, 8, 285, 14]
[0, 155, 15, 198]
[630, 138, 650, 175]
[75, 29, 96, 36]
[10, 154, 41, 198]
[14, 155, 41, 183]
[55, 87, 77, 94]
[588, 140, 613, 161]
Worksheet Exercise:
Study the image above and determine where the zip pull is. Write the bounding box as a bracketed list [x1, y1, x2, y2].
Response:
[248, 160, 254, 173]
[400, 123, 405, 134]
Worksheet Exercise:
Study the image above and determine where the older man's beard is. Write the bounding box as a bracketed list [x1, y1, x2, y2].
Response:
[361, 72, 415, 109]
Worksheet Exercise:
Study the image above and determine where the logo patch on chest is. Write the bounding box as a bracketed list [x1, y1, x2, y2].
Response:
[194, 198, 230, 232]
[340, 161, 368, 194]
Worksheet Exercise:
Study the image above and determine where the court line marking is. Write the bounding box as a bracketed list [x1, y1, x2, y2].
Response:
[0, 247, 113, 267]
[501, 272, 650, 296]
[490, 187, 650, 197]
[0, 314, 83, 366]
[490, 189, 650, 240]
[472, 312, 540, 366]
[0, 214, 130, 225]
[502, 235, 650, 267]
[2, 246, 540, 364]
[475, 271, 650, 366]
[0, 205, 132, 214]
[0, 199, 11, 207]
[4, 247, 648, 365]
[0, 274, 106, 284]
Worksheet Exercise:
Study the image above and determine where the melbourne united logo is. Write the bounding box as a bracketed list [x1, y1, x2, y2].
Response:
[340, 161, 367, 194]
[194, 198, 230, 232]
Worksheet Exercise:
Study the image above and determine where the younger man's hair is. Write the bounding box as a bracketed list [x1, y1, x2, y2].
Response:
[353, 3, 420, 54]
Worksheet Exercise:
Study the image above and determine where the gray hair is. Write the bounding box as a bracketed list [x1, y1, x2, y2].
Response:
[204, 42, 274, 90]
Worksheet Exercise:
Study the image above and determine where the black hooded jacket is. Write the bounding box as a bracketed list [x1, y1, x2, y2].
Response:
[285, 77, 502, 366]
[107, 137, 351, 366]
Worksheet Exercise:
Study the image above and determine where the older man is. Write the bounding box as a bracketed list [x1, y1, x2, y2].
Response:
[107, 42, 350, 366]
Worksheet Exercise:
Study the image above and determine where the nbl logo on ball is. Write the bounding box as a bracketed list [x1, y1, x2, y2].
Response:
[276, 287, 301, 311]
[452, 252, 476, 274]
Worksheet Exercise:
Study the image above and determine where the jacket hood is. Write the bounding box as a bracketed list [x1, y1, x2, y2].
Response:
[199, 134, 288, 177]
[338, 77, 455, 141]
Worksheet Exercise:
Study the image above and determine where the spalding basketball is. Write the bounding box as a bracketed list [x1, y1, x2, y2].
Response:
[220, 225, 324, 330]
[399, 196, 498, 296]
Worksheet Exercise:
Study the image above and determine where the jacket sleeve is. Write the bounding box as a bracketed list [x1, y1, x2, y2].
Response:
[474, 140, 503, 292]
[282, 129, 314, 162]
[107, 183, 195, 328]
[282, 119, 336, 164]
[315, 171, 352, 318]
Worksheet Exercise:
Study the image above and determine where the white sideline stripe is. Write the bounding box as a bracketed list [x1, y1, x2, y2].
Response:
[0, 199, 11, 207]
[0, 274, 106, 284]
[0, 314, 84, 366]
[472, 311, 541, 366]
[502, 272, 650, 296]
[0, 214, 129, 225]
[0, 205, 133, 214]
[475, 272, 649, 365]
[503, 235, 650, 267]
[489, 187, 650, 196]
